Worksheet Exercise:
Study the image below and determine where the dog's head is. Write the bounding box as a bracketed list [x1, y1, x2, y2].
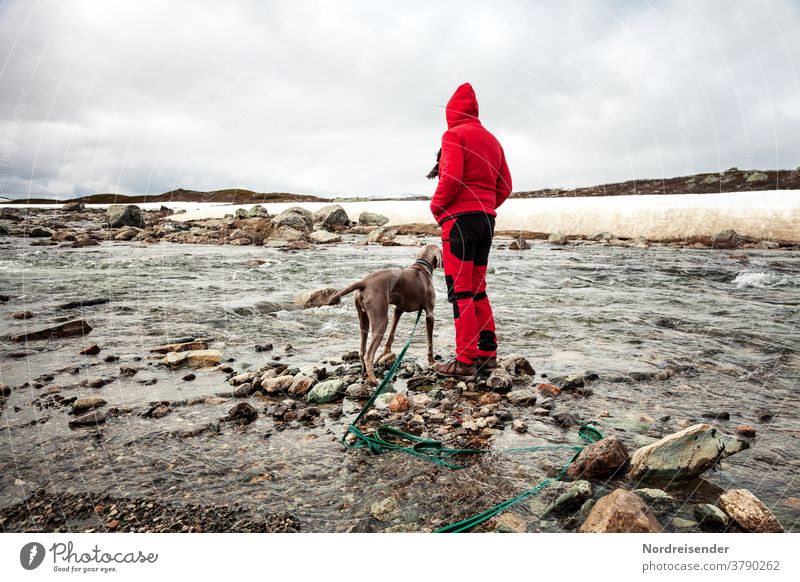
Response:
[417, 244, 443, 270]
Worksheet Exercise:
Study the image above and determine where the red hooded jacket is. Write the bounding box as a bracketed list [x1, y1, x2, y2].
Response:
[430, 83, 512, 224]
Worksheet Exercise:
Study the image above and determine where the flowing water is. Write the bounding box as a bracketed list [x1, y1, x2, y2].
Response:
[0, 235, 798, 532]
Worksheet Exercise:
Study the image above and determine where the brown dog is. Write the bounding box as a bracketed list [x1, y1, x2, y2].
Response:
[329, 244, 442, 385]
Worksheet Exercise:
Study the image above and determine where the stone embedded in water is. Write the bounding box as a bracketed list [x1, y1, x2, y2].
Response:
[233, 383, 258, 398]
[553, 411, 582, 428]
[69, 411, 107, 428]
[288, 375, 314, 396]
[72, 397, 107, 415]
[626, 423, 749, 481]
[506, 389, 537, 407]
[306, 379, 345, 404]
[692, 504, 729, 528]
[566, 436, 629, 479]
[150, 341, 208, 354]
[578, 488, 663, 533]
[718, 489, 783, 533]
[365, 227, 396, 244]
[79, 344, 101, 355]
[548, 232, 566, 245]
[559, 374, 585, 390]
[536, 383, 560, 397]
[224, 402, 258, 425]
[106, 205, 144, 228]
[310, 230, 342, 244]
[271, 207, 313, 232]
[261, 375, 295, 394]
[508, 236, 530, 250]
[735, 425, 756, 437]
[161, 349, 222, 369]
[711, 229, 744, 249]
[11, 319, 92, 342]
[293, 287, 340, 308]
[633, 488, 676, 507]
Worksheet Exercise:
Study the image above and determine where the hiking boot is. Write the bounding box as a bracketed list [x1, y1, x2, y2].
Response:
[474, 355, 499, 375]
[432, 358, 477, 379]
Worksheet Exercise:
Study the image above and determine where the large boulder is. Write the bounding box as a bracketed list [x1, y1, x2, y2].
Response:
[310, 230, 342, 244]
[578, 488, 663, 533]
[711, 229, 744, 249]
[106, 205, 144, 228]
[718, 489, 783, 532]
[358, 211, 389, 226]
[627, 423, 748, 481]
[312, 205, 349, 229]
[271, 207, 313, 232]
[245, 205, 270, 218]
[567, 436, 629, 479]
[63, 201, 85, 211]
[366, 227, 396, 244]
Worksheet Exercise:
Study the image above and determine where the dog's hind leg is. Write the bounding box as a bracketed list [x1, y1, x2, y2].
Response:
[364, 302, 388, 386]
[425, 308, 435, 366]
[382, 306, 403, 356]
[355, 293, 369, 380]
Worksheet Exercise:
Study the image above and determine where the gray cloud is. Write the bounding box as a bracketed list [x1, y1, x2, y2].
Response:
[0, 0, 798, 199]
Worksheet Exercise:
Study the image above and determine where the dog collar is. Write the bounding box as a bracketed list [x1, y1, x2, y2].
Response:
[414, 259, 434, 276]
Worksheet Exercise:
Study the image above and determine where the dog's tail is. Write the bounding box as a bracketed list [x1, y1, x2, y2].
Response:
[327, 280, 367, 305]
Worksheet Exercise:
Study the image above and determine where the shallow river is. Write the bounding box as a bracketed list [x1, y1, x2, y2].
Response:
[0, 236, 798, 532]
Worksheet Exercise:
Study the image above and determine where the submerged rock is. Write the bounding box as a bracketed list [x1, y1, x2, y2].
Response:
[11, 319, 92, 342]
[69, 411, 107, 428]
[626, 423, 748, 481]
[566, 436, 629, 479]
[306, 379, 345, 404]
[718, 489, 783, 532]
[224, 402, 258, 425]
[578, 488, 663, 533]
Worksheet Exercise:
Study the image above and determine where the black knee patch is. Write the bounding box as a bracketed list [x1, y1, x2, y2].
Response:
[452, 301, 460, 319]
[473, 291, 487, 301]
[478, 330, 497, 351]
[445, 274, 455, 303]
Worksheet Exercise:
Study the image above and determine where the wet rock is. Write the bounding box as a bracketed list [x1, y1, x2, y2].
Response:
[671, 517, 698, 529]
[72, 397, 107, 415]
[11, 310, 33, 319]
[11, 319, 92, 342]
[478, 392, 502, 406]
[692, 504, 729, 529]
[532, 407, 550, 417]
[296, 406, 320, 422]
[345, 383, 371, 399]
[294, 287, 340, 308]
[86, 377, 108, 389]
[410, 393, 431, 408]
[161, 349, 222, 369]
[144, 403, 171, 419]
[233, 383, 258, 398]
[487, 368, 513, 392]
[106, 205, 144, 228]
[506, 389, 537, 407]
[735, 425, 756, 437]
[182, 373, 196, 382]
[114, 227, 140, 241]
[78, 344, 100, 356]
[261, 375, 294, 394]
[69, 411, 107, 428]
[150, 340, 208, 354]
[553, 411, 582, 428]
[559, 374, 584, 391]
[63, 201, 85, 211]
[229, 372, 255, 386]
[508, 236, 530, 250]
[370, 497, 398, 522]
[566, 436, 629, 479]
[388, 394, 409, 413]
[626, 423, 748, 481]
[119, 366, 139, 377]
[493, 512, 527, 532]
[245, 205, 270, 218]
[711, 229, 744, 249]
[271, 207, 312, 232]
[701, 411, 730, 420]
[499, 354, 535, 376]
[633, 488, 676, 508]
[718, 489, 783, 533]
[366, 226, 396, 244]
[536, 383, 560, 397]
[511, 419, 528, 433]
[358, 211, 389, 226]
[306, 379, 345, 404]
[578, 488, 663, 533]
[223, 402, 258, 425]
[288, 375, 314, 396]
[29, 227, 53, 238]
[548, 232, 566, 245]
[312, 204, 349, 229]
[309, 230, 342, 244]
[58, 297, 110, 310]
[544, 480, 592, 516]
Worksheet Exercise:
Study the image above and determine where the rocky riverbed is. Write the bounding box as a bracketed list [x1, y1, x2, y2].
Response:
[0, 206, 798, 533]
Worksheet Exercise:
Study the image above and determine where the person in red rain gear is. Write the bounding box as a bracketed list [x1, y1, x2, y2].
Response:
[427, 82, 512, 378]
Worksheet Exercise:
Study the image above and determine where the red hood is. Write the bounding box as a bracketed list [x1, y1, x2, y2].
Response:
[445, 83, 479, 128]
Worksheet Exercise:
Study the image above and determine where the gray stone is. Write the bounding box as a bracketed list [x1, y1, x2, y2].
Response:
[548, 232, 566, 245]
[506, 389, 537, 406]
[486, 368, 513, 392]
[692, 503, 729, 528]
[271, 207, 313, 231]
[310, 230, 342, 244]
[69, 411, 107, 428]
[634, 488, 676, 508]
[543, 480, 592, 516]
[72, 397, 107, 415]
[370, 497, 398, 521]
[627, 423, 749, 481]
[106, 205, 144, 228]
[312, 204, 349, 228]
[306, 379, 346, 404]
[358, 211, 389, 226]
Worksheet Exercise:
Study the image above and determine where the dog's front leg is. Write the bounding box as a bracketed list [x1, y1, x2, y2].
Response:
[425, 311, 435, 366]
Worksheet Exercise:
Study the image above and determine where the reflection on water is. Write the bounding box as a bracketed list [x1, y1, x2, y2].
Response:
[0, 237, 798, 531]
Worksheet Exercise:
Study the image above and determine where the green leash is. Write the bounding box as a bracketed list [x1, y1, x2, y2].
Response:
[340, 309, 605, 531]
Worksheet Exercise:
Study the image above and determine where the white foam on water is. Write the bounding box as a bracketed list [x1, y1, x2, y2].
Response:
[732, 271, 781, 288]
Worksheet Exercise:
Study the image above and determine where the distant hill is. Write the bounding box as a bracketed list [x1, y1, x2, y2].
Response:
[3, 168, 799, 204]
[5, 188, 329, 205]
[511, 168, 800, 198]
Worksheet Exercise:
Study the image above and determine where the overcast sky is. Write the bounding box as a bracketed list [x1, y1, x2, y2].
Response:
[0, 0, 798, 199]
